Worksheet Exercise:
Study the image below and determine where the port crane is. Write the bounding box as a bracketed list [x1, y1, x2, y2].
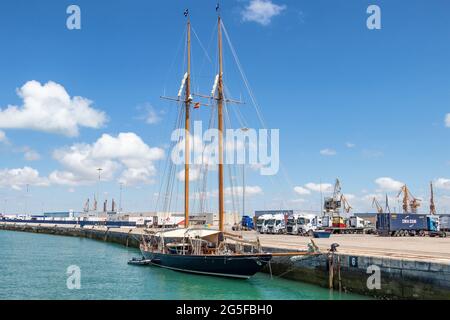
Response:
[341, 194, 353, 214]
[324, 179, 342, 216]
[372, 197, 384, 214]
[430, 182, 436, 215]
[397, 185, 421, 213]
[322, 179, 372, 234]
[385, 194, 391, 213]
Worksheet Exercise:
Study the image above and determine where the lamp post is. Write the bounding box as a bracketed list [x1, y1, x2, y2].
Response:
[25, 184, 29, 216]
[119, 183, 123, 213]
[97, 168, 103, 216]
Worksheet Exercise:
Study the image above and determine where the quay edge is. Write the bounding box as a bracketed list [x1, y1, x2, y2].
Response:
[1, 222, 449, 300]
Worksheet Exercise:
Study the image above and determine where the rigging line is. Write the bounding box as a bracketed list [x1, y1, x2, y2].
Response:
[202, 105, 217, 214]
[161, 103, 184, 214]
[163, 27, 187, 95]
[154, 101, 182, 212]
[198, 106, 215, 214]
[223, 102, 241, 217]
[196, 21, 217, 81]
[192, 26, 213, 64]
[182, 31, 188, 81]
[222, 21, 295, 197]
[223, 85, 248, 129]
[221, 21, 267, 129]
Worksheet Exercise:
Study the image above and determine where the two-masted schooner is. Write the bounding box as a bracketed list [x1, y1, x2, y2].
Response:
[139, 8, 273, 279]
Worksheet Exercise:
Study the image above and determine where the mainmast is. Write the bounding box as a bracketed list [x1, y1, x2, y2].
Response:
[217, 15, 225, 232]
[184, 12, 192, 228]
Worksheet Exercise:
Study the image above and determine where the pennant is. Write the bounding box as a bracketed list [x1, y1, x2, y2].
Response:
[194, 102, 201, 109]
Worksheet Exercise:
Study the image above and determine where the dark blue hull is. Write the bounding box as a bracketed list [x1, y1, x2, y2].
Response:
[313, 231, 332, 238]
[141, 250, 272, 279]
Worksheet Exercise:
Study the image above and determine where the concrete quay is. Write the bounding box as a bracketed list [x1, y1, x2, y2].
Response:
[1, 222, 449, 300]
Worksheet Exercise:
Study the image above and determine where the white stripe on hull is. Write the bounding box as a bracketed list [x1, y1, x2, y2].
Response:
[148, 261, 251, 279]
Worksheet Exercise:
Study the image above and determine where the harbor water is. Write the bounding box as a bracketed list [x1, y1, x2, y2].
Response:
[0, 230, 368, 300]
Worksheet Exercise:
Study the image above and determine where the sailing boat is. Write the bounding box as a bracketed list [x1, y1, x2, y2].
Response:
[139, 8, 273, 279]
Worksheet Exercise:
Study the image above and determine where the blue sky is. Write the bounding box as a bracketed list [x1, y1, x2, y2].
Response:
[0, 0, 450, 215]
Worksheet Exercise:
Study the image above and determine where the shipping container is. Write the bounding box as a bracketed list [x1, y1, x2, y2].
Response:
[440, 215, 450, 231]
[377, 213, 428, 236]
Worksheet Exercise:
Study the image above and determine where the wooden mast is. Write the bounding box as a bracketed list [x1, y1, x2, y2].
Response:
[217, 15, 225, 232]
[184, 15, 191, 228]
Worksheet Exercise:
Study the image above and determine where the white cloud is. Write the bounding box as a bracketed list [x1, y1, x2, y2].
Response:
[0, 167, 49, 190]
[446, 114, 450, 127]
[362, 149, 384, 158]
[23, 148, 41, 161]
[241, 0, 286, 26]
[49, 132, 165, 187]
[294, 186, 311, 195]
[305, 182, 333, 193]
[136, 104, 165, 125]
[343, 193, 356, 200]
[177, 168, 201, 182]
[290, 198, 306, 204]
[0, 130, 7, 144]
[119, 167, 158, 186]
[435, 178, 450, 190]
[320, 148, 337, 156]
[0, 81, 107, 137]
[375, 177, 404, 192]
[346, 142, 356, 148]
[225, 186, 263, 197]
[198, 186, 263, 199]
[146, 108, 163, 125]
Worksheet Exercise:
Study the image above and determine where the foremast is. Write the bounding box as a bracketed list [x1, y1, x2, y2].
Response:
[184, 15, 191, 228]
[217, 15, 225, 233]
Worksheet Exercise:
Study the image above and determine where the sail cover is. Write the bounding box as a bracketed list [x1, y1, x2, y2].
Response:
[155, 229, 221, 239]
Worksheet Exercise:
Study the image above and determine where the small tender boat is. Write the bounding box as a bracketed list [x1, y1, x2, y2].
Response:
[313, 230, 332, 239]
[128, 257, 152, 266]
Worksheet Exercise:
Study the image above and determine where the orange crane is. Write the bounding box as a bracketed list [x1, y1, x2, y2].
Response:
[430, 182, 436, 215]
[341, 194, 353, 214]
[372, 197, 383, 214]
[397, 185, 421, 213]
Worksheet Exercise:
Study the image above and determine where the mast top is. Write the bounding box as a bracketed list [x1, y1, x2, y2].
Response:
[216, 2, 221, 15]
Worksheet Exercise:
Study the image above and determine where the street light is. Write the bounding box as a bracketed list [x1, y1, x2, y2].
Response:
[119, 183, 124, 213]
[97, 168, 103, 216]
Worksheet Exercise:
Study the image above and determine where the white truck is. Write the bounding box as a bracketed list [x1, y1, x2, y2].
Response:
[266, 214, 286, 234]
[287, 214, 320, 236]
[256, 214, 273, 234]
[286, 214, 302, 235]
[349, 216, 365, 228]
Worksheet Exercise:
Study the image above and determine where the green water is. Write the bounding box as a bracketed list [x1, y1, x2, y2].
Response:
[0, 230, 368, 300]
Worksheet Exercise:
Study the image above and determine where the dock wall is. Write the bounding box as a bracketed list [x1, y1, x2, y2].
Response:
[1, 222, 449, 300]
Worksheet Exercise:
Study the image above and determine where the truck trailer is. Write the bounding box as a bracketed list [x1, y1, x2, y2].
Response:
[376, 213, 446, 237]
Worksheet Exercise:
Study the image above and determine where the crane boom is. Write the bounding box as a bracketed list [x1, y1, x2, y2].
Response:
[372, 197, 383, 214]
[430, 182, 436, 215]
[397, 184, 421, 213]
